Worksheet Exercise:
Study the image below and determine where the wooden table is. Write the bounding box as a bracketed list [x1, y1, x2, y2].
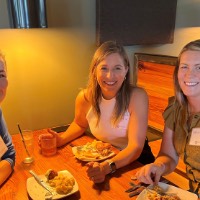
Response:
[0, 129, 145, 200]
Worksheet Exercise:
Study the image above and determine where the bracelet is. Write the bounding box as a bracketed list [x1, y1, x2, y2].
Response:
[105, 160, 116, 174]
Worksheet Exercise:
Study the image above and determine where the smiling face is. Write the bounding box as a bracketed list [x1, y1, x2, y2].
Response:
[0, 57, 8, 104]
[178, 50, 200, 100]
[96, 53, 128, 99]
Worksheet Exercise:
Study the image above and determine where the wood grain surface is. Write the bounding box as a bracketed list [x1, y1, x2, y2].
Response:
[0, 129, 144, 200]
[137, 61, 175, 131]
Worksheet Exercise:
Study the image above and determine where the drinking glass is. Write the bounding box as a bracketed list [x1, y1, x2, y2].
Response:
[40, 134, 57, 156]
[21, 130, 34, 164]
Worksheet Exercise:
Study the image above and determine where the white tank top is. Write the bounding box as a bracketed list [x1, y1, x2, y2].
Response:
[86, 97, 130, 150]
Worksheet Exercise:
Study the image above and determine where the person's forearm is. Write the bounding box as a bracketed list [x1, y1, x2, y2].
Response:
[154, 154, 178, 175]
[58, 121, 87, 147]
[109, 146, 141, 169]
[0, 160, 12, 186]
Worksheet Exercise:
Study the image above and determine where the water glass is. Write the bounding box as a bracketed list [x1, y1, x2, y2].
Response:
[21, 130, 34, 164]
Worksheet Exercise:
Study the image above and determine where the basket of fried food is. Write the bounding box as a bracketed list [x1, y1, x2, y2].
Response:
[45, 169, 75, 195]
[72, 140, 115, 161]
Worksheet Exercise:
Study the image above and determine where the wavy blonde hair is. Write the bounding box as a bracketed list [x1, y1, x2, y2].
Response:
[174, 39, 200, 106]
[0, 51, 6, 64]
[87, 41, 133, 125]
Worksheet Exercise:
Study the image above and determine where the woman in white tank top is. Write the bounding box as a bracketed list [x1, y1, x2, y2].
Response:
[49, 41, 154, 183]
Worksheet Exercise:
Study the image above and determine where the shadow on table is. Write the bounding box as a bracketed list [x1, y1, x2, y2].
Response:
[28, 191, 81, 200]
[92, 175, 111, 194]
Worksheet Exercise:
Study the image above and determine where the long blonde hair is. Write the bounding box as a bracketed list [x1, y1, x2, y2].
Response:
[87, 41, 133, 125]
[174, 39, 200, 106]
[0, 51, 6, 65]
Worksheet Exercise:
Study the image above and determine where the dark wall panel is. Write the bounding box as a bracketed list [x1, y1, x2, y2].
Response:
[96, 0, 177, 46]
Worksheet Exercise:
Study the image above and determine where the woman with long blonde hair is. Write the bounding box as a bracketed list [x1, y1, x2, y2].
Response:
[136, 39, 200, 197]
[50, 41, 154, 183]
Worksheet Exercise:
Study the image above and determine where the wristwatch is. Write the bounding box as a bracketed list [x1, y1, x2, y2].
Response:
[106, 160, 116, 174]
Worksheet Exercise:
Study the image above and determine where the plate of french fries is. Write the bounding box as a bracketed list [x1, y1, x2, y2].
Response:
[72, 140, 115, 162]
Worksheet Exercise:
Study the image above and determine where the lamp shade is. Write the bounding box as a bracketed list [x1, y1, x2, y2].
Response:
[7, 0, 47, 28]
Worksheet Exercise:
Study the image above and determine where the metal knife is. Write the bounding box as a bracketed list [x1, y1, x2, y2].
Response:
[29, 170, 53, 194]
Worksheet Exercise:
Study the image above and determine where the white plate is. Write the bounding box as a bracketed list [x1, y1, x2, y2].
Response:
[27, 170, 79, 200]
[72, 146, 115, 162]
[136, 182, 198, 200]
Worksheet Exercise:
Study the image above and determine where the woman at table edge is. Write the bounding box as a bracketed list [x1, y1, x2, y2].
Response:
[0, 52, 15, 186]
[136, 39, 200, 198]
[49, 41, 154, 183]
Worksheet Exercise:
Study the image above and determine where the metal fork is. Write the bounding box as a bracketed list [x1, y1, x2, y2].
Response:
[44, 192, 53, 200]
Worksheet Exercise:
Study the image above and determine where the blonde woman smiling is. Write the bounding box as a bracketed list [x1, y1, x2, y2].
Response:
[136, 39, 200, 198]
[49, 41, 154, 183]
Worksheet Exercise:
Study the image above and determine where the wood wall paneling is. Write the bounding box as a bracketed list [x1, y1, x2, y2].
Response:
[134, 53, 177, 131]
